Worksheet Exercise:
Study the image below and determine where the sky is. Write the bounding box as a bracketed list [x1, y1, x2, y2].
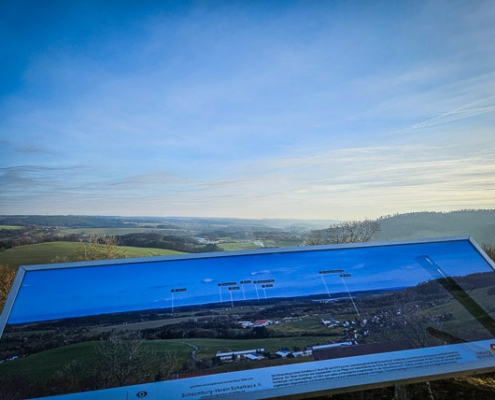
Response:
[5, 238, 492, 324]
[1, 0, 495, 220]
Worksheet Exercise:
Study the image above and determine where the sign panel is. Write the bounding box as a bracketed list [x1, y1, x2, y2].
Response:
[1, 237, 495, 399]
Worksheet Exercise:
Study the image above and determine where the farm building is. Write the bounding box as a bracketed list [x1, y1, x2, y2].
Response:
[215, 348, 265, 362]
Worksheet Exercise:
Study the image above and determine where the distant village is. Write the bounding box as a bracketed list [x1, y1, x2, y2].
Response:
[213, 314, 375, 364]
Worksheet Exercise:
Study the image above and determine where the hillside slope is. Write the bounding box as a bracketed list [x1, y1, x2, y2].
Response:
[375, 210, 495, 244]
[0, 242, 184, 269]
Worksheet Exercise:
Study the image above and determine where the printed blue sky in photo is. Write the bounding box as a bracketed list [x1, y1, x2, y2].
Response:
[1, 1, 495, 219]
[6, 239, 493, 324]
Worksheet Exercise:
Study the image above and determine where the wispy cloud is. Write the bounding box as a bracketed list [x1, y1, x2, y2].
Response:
[1, 1, 494, 218]
[405, 95, 495, 131]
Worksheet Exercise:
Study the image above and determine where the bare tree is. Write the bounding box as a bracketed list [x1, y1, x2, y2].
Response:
[305, 230, 322, 246]
[90, 331, 178, 389]
[75, 235, 127, 261]
[482, 243, 495, 262]
[45, 332, 178, 395]
[306, 219, 380, 246]
[0, 265, 16, 315]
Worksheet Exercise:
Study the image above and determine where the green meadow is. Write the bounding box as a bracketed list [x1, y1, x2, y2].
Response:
[0, 341, 98, 382]
[218, 239, 300, 251]
[217, 242, 264, 251]
[0, 242, 184, 269]
[0, 336, 332, 383]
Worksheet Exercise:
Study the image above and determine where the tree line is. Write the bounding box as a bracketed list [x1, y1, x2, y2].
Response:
[0, 227, 220, 253]
[116, 232, 219, 253]
[305, 219, 381, 245]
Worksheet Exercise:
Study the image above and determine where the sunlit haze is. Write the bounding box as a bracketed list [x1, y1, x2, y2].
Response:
[1, 1, 495, 220]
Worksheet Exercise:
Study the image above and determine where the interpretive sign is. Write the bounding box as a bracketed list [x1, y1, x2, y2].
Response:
[1, 237, 495, 399]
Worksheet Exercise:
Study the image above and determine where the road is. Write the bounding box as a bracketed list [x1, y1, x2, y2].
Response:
[181, 341, 200, 361]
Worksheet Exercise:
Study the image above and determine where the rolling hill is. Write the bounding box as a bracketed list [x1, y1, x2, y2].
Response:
[0, 242, 184, 269]
[374, 210, 495, 244]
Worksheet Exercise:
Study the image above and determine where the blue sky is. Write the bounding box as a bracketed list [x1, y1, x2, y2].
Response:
[1, 1, 494, 219]
[6, 239, 492, 324]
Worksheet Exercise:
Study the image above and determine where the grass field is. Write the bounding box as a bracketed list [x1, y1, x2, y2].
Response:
[218, 242, 264, 251]
[170, 336, 330, 358]
[218, 240, 303, 252]
[0, 242, 184, 269]
[0, 225, 24, 230]
[0, 341, 98, 381]
[0, 335, 332, 383]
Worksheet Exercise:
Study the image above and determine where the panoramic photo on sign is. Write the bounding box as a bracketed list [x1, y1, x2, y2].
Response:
[1, 237, 495, 399]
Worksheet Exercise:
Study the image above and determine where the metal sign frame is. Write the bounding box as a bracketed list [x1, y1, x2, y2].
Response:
[1, 236, 495, 399]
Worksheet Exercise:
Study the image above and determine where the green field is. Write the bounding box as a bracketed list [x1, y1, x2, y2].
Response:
[0, 335, 332, 383]
[218, 242, 264, 251]
[171, 337, 329, 358]
[0, 225, 23, 230]
[0, 242, 184, 269]
[218, 239, 302, 251]
[0, 341, 98, 381]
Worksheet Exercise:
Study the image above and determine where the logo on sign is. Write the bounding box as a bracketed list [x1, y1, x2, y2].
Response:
[475, 344, 495, 359]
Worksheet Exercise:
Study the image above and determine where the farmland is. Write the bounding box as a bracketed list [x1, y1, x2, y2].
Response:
[0, 215, 313, 270]
[0, 225, 23, 230]
[0, 242, 184, 269]
[0, 336, 334, 384]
